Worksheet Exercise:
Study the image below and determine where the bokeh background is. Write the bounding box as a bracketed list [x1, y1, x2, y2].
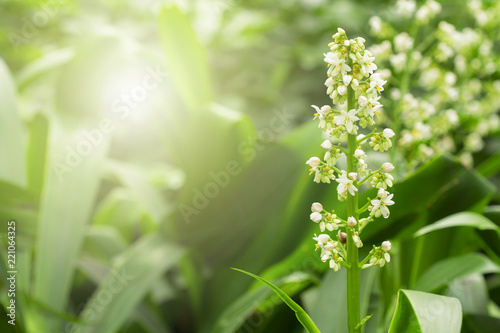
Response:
[1, 0, 500, 332]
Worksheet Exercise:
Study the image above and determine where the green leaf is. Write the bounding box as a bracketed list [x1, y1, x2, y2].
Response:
[71, 234, 184, 333]
[446, 274, 489, 315]
[476, 151, 500, 178]
[413, 253, 500, 292]
[211, 272, 314, 333]
[157, 5, 213, 111]
[16, 48, 74, 91]
[232, 268, 320, 333]
[105, 160, 169, 224]
[82, 225, 127, 263]
[33, 125, 109, 332]
[0, 57, 26, 187]
[462, 314, 500, 332]
[389, 289, 462, 333]
[355, 314, 372, 330]
[26, 113, 49, 195]
[414, 212, 498, 237]
[302, 267, 376, 333]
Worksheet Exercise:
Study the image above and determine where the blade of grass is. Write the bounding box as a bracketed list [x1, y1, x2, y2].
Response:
[232, 268, 321, 333]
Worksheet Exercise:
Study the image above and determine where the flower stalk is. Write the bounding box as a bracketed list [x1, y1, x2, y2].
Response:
[306, 28, 396, 332]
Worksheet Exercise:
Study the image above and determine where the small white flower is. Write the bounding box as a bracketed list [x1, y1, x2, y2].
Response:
[394, 32, 414, 53]
[377, 188, 387, 199]
[382, 162, 395, 172]
[325, 77, 334, 87]
[351, 78, 359, 90]
[348, 172, 358, 181]
[343, 75, 353, 86]
[369, 16, 382, 34]
[390, 53, 407, 72]
[383, 128, 395, 138]
[337, 85, 347, 96]
[334, 109, 359, 134]
[358, 95, 368, 108]
[336, 172, 358, 196]
[396, 0, 416, 17]
[371, 192, 395, 218]
[360, 53, 377, 75]
[347, 216, 357, 227]
[354, 147, 366, 158]
[326, 223, 336, 231]
[314, 233, 330, 244]
[382, 240, 392, 252]
[367, 73, 387, 95]
[330, 259, 340, 271]
[353, 234, 363, 248]
[384, 252, 391, 262]
[311, 202, 323, 212]
[306, 157, 321, 168]
[324, 241, 335, 251]
[310, 212, 322, 223]
[312, 105, 331, 116]
[321, 140, 332, 149]
[324, 52, 351, 76]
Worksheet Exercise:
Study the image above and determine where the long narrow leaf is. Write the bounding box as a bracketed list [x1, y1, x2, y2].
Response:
[33, 123, 109, 332]
[232, 268, 321, 333]
[72, 234, 183, 333]
[0, 58, 26, 187]
[414, 212, 497, 237]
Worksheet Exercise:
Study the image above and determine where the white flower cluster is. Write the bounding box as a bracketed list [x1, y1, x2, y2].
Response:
[369, 0, 500, 168]
[307, 28, 394, 271]
[363, 241, 392, 268]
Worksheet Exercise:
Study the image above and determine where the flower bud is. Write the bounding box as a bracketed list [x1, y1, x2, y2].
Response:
[383, 128, 395, 138]
[321, 140, 332, 149]
[318, 234, 330, 244]
[325, 242, 335, 251]
[343, 75, 352, 86]
[382, 240, 392, 252]
[306, 157, 321, 168]
[354, 148, 365, 158]
[338, 230, 347, 243]
[347, 216, 357, 226]
[311, 202, 323, 212]
[358, 95, 368, 107]
[348, 172, 358, 180]
[377, 188, 387, 198]
[310, 212, 322, 223]
[382, 162, 395, 172]
[353, 234, 363, 248]
[319, 105, 331, 115]
[337, 85, 347, 96]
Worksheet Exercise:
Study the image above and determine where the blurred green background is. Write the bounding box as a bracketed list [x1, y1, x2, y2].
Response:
[1, 0, 500, 332]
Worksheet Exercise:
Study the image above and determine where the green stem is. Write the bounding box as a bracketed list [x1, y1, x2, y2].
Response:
[346, 54, 361, 333]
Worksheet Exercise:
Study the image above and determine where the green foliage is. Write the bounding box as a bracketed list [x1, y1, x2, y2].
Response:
[389, 289, 462, 333]
[232, 268, 321, 333]
[0, 1, 500, 332]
